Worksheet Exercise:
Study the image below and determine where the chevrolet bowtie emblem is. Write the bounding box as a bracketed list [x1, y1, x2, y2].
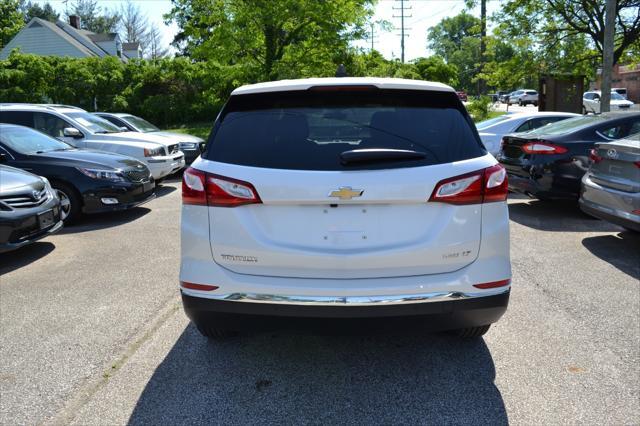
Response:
[329, 187, 364, 200]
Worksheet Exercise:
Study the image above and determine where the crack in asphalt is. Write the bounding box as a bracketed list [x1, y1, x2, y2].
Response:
[43, 296, 182, 426]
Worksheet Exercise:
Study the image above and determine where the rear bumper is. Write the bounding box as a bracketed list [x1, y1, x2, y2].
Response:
[181, 289, 510, 331]
[579, 174, 640, 231]
[507, 171, 579, 200]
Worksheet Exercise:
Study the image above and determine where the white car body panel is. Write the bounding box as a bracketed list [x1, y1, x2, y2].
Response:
[196, 156, 498, 279]
[583, 97, 635, 114]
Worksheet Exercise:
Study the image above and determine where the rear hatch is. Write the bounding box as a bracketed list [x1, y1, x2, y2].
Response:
[589, 139, 640, 193]
[198, 87, 490, 279]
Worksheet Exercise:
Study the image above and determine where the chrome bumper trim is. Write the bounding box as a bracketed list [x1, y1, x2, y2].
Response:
[181, 287, 511, 306]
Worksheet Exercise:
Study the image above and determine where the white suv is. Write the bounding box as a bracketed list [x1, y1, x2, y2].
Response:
[180, 78, 511, 338]
[0, 104, 185, 181]
[508, 90, 538, 106]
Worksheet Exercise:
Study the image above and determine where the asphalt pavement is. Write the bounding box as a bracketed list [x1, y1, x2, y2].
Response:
[0, 180, 638, 425]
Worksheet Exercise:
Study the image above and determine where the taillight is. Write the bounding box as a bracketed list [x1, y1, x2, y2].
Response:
[634, 161, 640, 168]
[473, 279, 511, 289]
[429, 164, 508, 205]
[182, 167, 261, 207]
[589, 148, 603, 163]
[521, 141, 568, 154]
[180, 281, 219, 291]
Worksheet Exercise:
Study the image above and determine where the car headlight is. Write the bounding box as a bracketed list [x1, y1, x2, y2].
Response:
[179, 142, 198, 150]
[77, 167, 126, 182]
[144, 147, 165, 157]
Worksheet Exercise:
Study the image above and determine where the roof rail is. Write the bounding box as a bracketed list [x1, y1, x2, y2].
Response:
[36, 104, 85, 110]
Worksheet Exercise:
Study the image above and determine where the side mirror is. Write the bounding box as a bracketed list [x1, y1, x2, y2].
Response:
[63, 127, 83, 138]
[199, 142, 207, 152]
[0, 152, 7, 162]
[119, 126, 129, 132]
[594, 98, 600, 102]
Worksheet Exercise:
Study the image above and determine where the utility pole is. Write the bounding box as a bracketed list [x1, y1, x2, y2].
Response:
[601, 0, 616, 112]
[392, 0, 412, 63]
[368, 22, 379, 51]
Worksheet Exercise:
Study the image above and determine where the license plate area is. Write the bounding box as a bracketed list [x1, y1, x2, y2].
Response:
[38, 209, 55, 230]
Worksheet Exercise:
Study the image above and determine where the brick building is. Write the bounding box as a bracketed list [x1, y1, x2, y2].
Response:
[595, 64, 640, 103]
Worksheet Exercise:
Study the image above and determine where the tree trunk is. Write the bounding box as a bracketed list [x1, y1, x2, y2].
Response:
[600, 0, 616, 112]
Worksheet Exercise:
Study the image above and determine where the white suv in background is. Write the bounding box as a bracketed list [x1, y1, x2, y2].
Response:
[508, 90, 538, 106]
[582, 91, 634, 114]
[180, 78, 512, 339]
[0, 104, 185, 181]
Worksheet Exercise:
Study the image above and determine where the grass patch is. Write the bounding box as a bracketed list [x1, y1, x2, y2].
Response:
[165, 122, 212, 140]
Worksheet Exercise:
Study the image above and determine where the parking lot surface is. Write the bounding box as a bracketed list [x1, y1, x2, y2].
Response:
[1, 179, 638, 425]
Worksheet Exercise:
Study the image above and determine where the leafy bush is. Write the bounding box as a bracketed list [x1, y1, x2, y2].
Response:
[466, 96, 493, 122]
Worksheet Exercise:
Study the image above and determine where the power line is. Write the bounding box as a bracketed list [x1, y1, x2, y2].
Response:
[392, 0, 412, 63]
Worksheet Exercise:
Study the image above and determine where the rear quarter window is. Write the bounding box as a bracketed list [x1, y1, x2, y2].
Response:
[204, 89, 485, 171]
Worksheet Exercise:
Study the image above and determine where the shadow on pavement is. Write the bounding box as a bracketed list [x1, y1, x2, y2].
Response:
[60, 207, 151, 235]
[582, 231, 640, 280]
[508, 199, 623, 232]
[128, 325, 507, 425]
[0, 241, 55, 275]
[155, 184, 177, 198]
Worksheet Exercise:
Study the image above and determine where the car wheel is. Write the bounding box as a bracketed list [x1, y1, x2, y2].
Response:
[518, 100, 524, 106]
[52, 182, 81, 223]
[582, 106, 587, 115]
[195, 323, 237, 339]
[453, 324, 491, 338]
[533, 102, 538, 107]
[155, 178, 164, 186]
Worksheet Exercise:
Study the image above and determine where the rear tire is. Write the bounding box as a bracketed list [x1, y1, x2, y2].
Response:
[454, 324, 491, 338]
[195, 323, 237, 339]
[51, 182, 81, 223]
[519, 100, 524, 106]
[582, 106, 587, 115]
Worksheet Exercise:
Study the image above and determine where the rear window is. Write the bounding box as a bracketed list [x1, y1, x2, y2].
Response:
[204, 89, 484, 170]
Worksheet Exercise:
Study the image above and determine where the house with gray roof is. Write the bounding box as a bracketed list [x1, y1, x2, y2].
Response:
[0, 16, 141, 61]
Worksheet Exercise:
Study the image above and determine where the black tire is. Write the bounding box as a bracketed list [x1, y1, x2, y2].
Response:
[454, 325, 491, 338]
[582, 105, 587, 115]
[51, 181, 81, 223]
[518, 100, 523, 106]
[155, 178, 164, 186]
[533, 102, 538, 107]
[195, 323, 237, 339]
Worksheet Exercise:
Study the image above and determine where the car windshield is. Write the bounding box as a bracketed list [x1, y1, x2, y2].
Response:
[66, 112, 122, 133]
[122, 115, 160, 133]
[526, 115, 602, 136]
[0, 126, 73, 154]
[476, 115, 511, 130]
[611, 92, 625, 100]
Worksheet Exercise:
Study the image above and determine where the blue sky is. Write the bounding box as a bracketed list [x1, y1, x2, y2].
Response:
[37, 0, 501, 60]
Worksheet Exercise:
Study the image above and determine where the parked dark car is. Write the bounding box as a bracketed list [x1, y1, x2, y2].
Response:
[94, 112, 206, 164]
[0, 124, 156, 223]
[0, 165, 63, 253]
[498, 112, 640, 200]
[579, 134, 640, 231]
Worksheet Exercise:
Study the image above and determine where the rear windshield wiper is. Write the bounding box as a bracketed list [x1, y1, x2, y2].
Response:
[340, 149, 426, 165]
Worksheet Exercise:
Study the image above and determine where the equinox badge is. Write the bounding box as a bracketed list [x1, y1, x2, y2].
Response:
[329, 187, 364, 200]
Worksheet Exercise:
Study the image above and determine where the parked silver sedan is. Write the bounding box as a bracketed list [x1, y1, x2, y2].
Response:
[579, 134, 640, 231]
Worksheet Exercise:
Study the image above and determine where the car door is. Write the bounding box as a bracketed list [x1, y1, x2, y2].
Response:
[33, 112, 87, 148]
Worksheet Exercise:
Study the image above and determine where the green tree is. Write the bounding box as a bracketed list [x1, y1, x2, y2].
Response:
[68, 0, 120, 33]
[166, 0, 373, 81]
[427, 12, 481, 92]
[1, 0, 24, 48]
[20, 1, 59, 23]
[413, 56, 458, 86]
[496, 0, 640, 66]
